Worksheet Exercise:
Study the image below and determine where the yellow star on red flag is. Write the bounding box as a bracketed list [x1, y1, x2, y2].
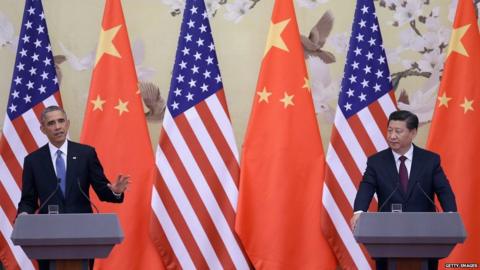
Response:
[95, 24, 122, 65]
[447, 24, 470, 58]
[114, 99, 129, 115]
[90, 95, 106, 111]
[437, 92, 452, 108]
[257, 87, 272, 103]
[264, 18, 290, 56]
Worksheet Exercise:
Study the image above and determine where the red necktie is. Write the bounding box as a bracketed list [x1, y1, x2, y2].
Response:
[399, 156, 408, 192]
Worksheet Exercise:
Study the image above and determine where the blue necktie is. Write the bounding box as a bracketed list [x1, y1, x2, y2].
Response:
[56, 150, 66, 196]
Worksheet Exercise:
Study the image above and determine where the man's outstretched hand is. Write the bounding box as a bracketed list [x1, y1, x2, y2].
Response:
[108, 174, 130, 194]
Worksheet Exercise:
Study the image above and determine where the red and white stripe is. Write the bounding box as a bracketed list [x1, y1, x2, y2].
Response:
[0, 94, 61, 269]
[321, 93, 396, 270]
[151, 91, 249, 270]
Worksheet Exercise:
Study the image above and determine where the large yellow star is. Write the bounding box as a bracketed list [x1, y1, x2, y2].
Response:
[257, 87, 272, 103]
[447, 24, 470, 58]
[114, 99, 129, 115]
[280, 92, 294, 108]
[90, 95, 106, 111]
[264, 19, 290, 56]
[302, 77, 310, 92]
[437, 92, 452, 108]
[460, 97, 474, 113]
[95, 25, 122, 66]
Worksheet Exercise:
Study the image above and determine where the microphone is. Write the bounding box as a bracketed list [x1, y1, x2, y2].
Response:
[415, 181, 439, 212]
[36, 178, 61, 214]
[77, 178, 99, 214]
[378, 181, 400, 212]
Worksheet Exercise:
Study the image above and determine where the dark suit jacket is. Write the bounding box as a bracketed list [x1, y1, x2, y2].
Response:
[18, 141, 123, 214]
[353, 145, 456, 212]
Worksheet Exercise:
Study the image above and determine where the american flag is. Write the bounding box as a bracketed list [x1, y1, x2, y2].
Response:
[150, 0, 249, 269]
[0, 0, 61, 269]
[321, 1, 397, 269]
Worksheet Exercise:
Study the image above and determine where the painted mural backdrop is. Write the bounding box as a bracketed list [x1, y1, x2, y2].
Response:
[2, 0, 480, 269]
[1, 0, 477, 147]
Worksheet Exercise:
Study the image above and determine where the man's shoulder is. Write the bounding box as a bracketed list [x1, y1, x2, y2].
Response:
[413, 145, 440, 160]
[26, 143, 49, 160]
[68, 141, 96, 154]
[368, 148, 392, 161]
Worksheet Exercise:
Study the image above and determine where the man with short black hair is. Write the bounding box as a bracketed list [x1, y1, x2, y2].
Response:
[351, 110, 456, 270]
[17, 105, 129, 270]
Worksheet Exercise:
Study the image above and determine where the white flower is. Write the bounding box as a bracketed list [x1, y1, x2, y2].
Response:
[306, 56, 338, 123]
[422, 27, 450, 50]
[161, 0, 185, 14]
[224, 0, 251, 24]
[326, 32, 349, 55]
[399, 28, 426, 52]
[425, 15, 441, 31]
[205, 0, 222, 18]
[384, 0, 400, 7]
[393, 0, 423, 26]
[385, 47, 404, 65]
[295, 0, 329, 9]
[397, 67, 441, 123]
[417, 49, 443, 73]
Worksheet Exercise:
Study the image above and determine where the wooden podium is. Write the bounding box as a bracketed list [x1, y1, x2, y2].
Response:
[354, 212, 466, 270]
[11, 213, 123, 270]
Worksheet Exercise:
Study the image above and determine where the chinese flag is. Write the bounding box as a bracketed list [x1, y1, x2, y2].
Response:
[235, 0, 337, 269]
[426, 0, 480, 266]
[80, 0, 164, 269]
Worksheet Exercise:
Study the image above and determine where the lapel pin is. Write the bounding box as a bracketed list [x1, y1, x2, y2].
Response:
[72, 156, 77, 160]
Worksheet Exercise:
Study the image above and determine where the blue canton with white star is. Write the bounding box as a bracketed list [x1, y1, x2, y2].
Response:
[7, 0, 59, 120]
[167, 0, 223, 118]
[339, 0, 393, 118]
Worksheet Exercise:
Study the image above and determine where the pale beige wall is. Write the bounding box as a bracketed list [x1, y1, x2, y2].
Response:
[0, 0, 457, 152]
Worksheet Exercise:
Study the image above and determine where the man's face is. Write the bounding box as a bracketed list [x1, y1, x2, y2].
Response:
[387, 120, 417, 155]
[40, 110, 70, 147]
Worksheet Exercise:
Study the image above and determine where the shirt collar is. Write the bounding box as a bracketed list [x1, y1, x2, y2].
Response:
[48, 140, 68, 156]
[391, 144, 414, 161]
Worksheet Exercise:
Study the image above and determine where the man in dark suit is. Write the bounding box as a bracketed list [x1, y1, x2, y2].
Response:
[18, 105, 129, 214]
[351, 110, 456, 270]
[17, 105, 129, 269]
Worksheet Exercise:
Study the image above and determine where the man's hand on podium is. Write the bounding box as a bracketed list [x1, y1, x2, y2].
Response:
[350, 212, 361, 231]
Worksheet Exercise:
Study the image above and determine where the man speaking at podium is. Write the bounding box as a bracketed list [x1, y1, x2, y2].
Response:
[351, 110, 457, 270]
[17, 105, 129, 214]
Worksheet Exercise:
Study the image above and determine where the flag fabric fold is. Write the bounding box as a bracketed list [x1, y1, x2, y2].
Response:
[320, 0, 397, 269]
[0, 0, 61, 268]
[80, 0, 163, 269]
[427, 0, 480, 266]
[234, 0, 337, 269]
[149, 0, 250, 268]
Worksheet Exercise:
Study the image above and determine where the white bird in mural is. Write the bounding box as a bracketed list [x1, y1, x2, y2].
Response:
[397, 66, 440, 124]
[0, 11, 17, 51]
[58, 42, 95, 71]
[59, 39, 156, 82]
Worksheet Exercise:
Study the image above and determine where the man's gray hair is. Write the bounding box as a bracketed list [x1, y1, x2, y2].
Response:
[40, 105, 67, 123]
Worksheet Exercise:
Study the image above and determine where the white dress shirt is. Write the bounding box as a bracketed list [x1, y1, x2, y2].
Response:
[48, 141, 68, 176]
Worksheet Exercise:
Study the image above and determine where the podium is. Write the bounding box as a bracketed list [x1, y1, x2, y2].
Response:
[11, 213, 123, 270]
[354, 212, 466, 270]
